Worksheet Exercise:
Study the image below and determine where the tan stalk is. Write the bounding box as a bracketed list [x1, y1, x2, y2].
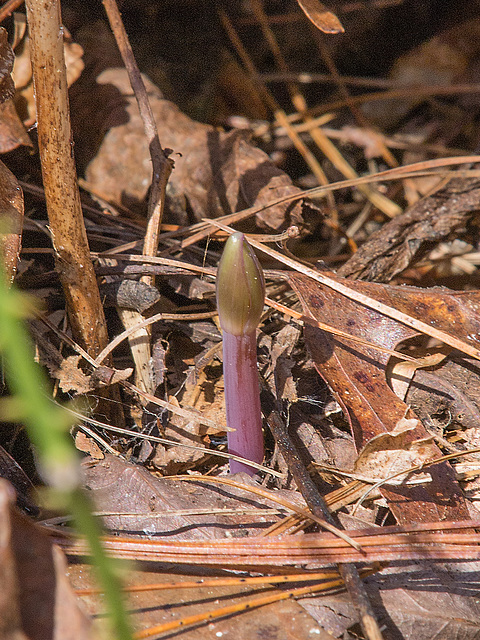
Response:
[25, 0, 108, 357]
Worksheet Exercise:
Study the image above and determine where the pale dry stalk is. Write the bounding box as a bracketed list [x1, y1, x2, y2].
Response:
[25, 0, 109, 358]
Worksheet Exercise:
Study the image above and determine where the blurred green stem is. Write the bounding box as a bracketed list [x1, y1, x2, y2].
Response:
[0, 275, 132, 640]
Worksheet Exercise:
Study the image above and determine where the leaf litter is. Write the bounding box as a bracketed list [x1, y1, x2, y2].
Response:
[4, 2, 480, 639]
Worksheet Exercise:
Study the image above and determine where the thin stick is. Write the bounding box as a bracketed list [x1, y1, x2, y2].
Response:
[263, 394, 384, 640]
[0, 0, 24, 24]
[102, 0, 173, 271]
[102, 0, 174, 393]
[25, 0, 109, 358]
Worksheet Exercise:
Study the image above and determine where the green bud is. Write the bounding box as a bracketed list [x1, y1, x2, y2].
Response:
[216, 232, 265, 336]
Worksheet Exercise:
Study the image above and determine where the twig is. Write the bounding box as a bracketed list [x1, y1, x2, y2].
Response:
[102, 0, 174, 393]
[102, 0, 173, 273]
[262, 392, 384, 640]
[25, 0, 109, 358]
[0, 0, 24, 24]
[218, 7, 337, 215]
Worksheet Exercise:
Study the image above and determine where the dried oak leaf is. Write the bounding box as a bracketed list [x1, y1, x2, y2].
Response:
[338, 176, 480, 282]
[74, 431, 104, 459]
[54, 355, 92, 394]
[42, 351, 132, 395]
[289, 272, 475, 523]
[70, 68, 316, 231]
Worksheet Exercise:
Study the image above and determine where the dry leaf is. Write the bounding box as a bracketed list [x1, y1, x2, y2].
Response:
[339, 126, 388, 160]
[70, 68, 316, 231]
[0, 100, 32, 151]
[0, 27, 14, 105]
[354, 419, 435, 485]
[390, 352, 447, 401]
[46, 354, 132, 394]
[0, 480, 92, 640]
[81, 455, 288, 538]
[74, 432, 104, 460]
[295, 0, 344, 34]
[362, 17, 480, 127]
[289, 272, 472, 523]
[12, 17, 84, 127]
[55, 355, 93, 394]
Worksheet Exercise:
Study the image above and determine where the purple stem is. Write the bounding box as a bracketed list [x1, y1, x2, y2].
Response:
[222, 330, 264, 474]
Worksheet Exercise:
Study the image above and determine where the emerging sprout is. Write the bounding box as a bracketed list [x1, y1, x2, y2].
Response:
[216, 232, 265, 336]
[216, 233, 265, 474]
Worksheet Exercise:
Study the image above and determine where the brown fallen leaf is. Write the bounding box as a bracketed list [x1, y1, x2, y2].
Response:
[361, 16, 480, 128]
[37, 347, 132, 395]
[353, 418, 435, 486]
[302, 560, 480, 640]
[70, 66, 316, 231]
[11, 14, 84, 128]
[81, 455, 289, 538]
[74, 432, 105, 460]
[0, 27, 15, 106]
[390, 352, 447, 402]
[55, 355, 93, 394]
[0, 480, 92, 640]
[289, 272, 473, 524]
[0, 100, 32, 152]
[295, 0, 344, 34]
